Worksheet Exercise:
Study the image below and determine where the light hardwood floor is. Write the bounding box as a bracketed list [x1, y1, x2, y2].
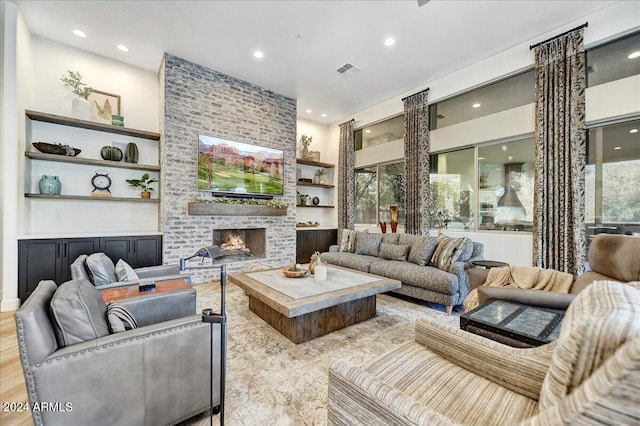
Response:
[0, 310, 31, 426]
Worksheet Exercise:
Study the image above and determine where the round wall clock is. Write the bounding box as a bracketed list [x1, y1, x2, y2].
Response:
[91, 170, 112, 196]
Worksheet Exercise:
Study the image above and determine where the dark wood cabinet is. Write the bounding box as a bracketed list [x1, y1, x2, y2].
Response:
[18, 235, 162, 301]
[296, 229, 337, 263]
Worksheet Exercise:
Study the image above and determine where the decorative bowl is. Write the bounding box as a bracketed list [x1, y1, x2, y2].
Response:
[282, 268, 308, 278]
[33, 142, 81, 157]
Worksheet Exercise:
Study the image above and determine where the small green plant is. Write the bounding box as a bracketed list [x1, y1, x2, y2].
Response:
[126, 173, 158, 192]
[299, 194, 309, 203]
[314, 169, 327, 178]
[60, 70, 93, 99]
[194, 197, 288, 208]
[299, 134, 312, 148]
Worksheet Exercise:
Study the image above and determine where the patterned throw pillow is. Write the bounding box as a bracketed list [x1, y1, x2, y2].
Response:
[408, 236, 440, 266]
[354, 233, 383, 256]
[381, 233, 400, 245]
[430, 237, 470, 271]
[378, 243, 410, 261]
[115, 259, 139, 282]
[106, 302, 138, 333]
[338, 229, 357, 253]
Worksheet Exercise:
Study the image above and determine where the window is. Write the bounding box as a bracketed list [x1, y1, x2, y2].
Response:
[477, 138, 534, 232]
[355, 161, 405, 231]
[587, 31, 640, 87]
[429, 70, 534, 130]
[586, 119, 640, 237]
[429, 148, 474, 229]
[354, 115, 404, 150]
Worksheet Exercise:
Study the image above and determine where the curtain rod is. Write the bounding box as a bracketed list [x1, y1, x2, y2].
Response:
[529, 22, 588, 50]
[402, 87, 430, 102]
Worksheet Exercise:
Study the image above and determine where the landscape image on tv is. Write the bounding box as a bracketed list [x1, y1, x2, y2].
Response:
[198, 134, 284, 196]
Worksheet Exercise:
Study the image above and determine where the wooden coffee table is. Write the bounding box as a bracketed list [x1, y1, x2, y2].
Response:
[230, 265, 400, 343]
[99, 278, 191, 303]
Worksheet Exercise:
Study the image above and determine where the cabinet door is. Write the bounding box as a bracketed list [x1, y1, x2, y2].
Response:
[131, 235, 162, 268]
[18, 239, 62, 301]
[316, 229, 337, 254]
[61, 238, 100, 282]
[100, 237, 132, 265]
[296, 231, 307, 264]
[296, 230, 317, 264]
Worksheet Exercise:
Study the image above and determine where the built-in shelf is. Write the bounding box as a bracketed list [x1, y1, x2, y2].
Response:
[25, 151, 160, 172]
[296, 181, 334, 188]
[25, 193, 160, 203]
[297, 204, 334, 208]
[296, 158, 335, 168]
[26, 110, 161, 141]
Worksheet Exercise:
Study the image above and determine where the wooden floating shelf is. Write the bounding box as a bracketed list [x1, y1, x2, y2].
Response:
[296, 181, 334, 188]
[188, 202, 288, 216]
[25, 151, 160, 172]
[296, 158, 335, 168]
[26, 110, 161, 141]
[25, 194, 160, 203]
[297, 204, 334, 208]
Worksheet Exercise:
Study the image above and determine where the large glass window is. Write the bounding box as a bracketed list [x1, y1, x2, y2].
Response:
[477, 138, 535, 231]
[429, 149, 475, 229]
[355, 161, 406, 231]
[429, 70, 534, 130]
[354, 115, 404, 150]
[586, 119, 640, 238]
[587, 31, 640, 87]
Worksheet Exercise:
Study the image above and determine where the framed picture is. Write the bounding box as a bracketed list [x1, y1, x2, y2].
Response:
[88, 89, 121, 123]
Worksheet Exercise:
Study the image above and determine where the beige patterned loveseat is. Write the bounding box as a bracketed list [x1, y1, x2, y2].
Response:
[328, 280, 640, 425]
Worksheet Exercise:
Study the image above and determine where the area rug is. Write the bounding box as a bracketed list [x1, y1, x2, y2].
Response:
[190, 282, 460, 425]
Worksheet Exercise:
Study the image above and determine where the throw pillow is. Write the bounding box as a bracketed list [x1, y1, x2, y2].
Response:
[408, 236, 440, 266]
[355, 233, 383, 256]
[431, 237, 470, 271]
[86, 253, 117, 286]
[398, 233, 420, 248]
[457, 238, 475, 262]
[378, 243, 410, 261]
[381, 233, 400, 245]
[106, 302, 139, 333]
[49, 279, 110, 347]
[338, 229, 357, 253]
[115, 259, 139, 282]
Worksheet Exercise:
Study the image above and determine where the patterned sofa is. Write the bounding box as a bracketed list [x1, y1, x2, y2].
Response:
[321, 232, 483, 314]
[328, 280, 640, 425]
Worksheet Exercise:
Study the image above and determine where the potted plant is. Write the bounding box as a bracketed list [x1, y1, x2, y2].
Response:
[299, 134, 312, 159]
[126, 173, 158, 198]
[314, 168, 328, 184]
[299, 194, 309, 205]
[60, 70, 93, 119]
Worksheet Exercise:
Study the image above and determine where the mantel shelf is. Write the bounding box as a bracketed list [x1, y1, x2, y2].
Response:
[296, 158, 335, 168]
[26, 109, 161, 140]
[297, 204, 334, 208]
[25, 193, 160, 203]
[188, 202, 288, 216]
[25, 151, 160, 172]
[296, 181, 334, 188]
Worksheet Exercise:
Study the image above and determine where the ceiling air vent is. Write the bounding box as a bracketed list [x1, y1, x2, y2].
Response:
[336, 63, 361, 77]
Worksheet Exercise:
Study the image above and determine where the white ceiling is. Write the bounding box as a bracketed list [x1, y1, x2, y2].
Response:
[14, 0, 617, 124]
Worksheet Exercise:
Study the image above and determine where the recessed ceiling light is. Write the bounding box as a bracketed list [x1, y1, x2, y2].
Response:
[508, 155, 514, 161]
[365, 130, 371, 134]
[384, 38, 396, 47]
[253, 51, 264, 59]
[630, 128, 638, 134]
[628, 51, 640, 59]
[614, 146, 622, 150]
[117, 44, 129, 52]
[321, 113, 327, 118]
[478, 157, 485, 160]
[501, 145, 507, 151]
[305, 109, 312, 114]
[73, 29, 86, 38]
[472, 103, 481, 108]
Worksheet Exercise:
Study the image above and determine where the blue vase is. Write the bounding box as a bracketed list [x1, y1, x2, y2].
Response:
[39, 175, 61, 195]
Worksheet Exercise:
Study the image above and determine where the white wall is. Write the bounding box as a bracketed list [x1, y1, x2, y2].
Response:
[327, 1, 640, 266]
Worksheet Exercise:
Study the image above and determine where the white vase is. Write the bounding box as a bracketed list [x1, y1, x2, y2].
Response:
[72, 98, 90, 120]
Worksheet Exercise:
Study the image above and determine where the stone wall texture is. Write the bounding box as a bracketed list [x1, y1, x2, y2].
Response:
[160, 54, 297, 283]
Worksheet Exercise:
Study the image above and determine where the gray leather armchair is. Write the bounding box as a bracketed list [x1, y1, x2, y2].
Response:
[15, 280, 219, 426]
[70, 253, 189, 289]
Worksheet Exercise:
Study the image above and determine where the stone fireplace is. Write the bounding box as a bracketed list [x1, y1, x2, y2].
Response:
[212, 228, 266, 259]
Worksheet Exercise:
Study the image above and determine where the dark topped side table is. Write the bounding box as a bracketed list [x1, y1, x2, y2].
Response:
[472, 260, 509, 269]
[460, 299, 564, 348]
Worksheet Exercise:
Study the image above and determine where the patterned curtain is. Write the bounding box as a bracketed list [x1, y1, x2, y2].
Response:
[532, 27, 586, 276]
[338, 119, 355, 231]
[403, 89, 430, 235]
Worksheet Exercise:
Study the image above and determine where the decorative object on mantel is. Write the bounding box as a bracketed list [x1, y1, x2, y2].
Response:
[282, 264, 308, 278]
[125, 172, 158, 198]
[312, 196, 320, 206]
[390, 205, 399, 233]
[39, 175, 61, 195]
[88, 89, 121, 124]
[380, 221, 387, 233]
[299, 134, 312, 160]
[314, 168, 327, 184]
[111, 114, 125, 127]
[101, 145, 123, 161]
[188, 197, 289, 216]
[125, 142, 139, 164]
[308, 151, 320, 162]
[60, 70, 93, 120]
[32, 142, 81, 157]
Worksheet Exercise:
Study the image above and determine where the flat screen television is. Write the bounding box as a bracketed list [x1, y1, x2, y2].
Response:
[197, 134, 284, 198]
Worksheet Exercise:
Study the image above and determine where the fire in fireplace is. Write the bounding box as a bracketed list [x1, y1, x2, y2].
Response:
[212, 228, 266, 259]
[220, 232, 250, 256]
